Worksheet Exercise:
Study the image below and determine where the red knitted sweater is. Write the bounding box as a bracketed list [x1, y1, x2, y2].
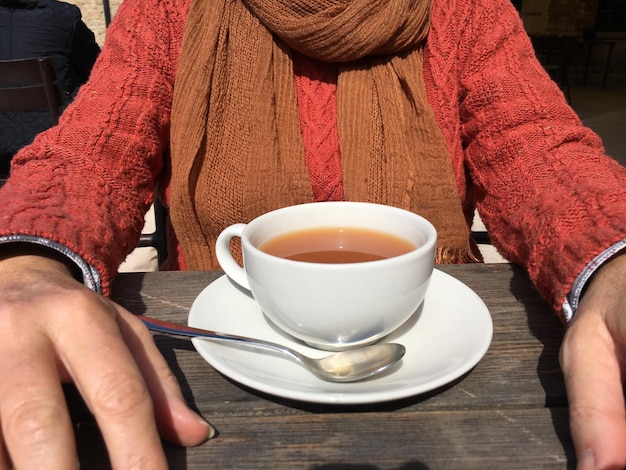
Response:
[2, 0, 626, 319]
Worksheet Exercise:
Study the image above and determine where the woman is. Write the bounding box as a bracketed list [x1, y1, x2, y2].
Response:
[0, 0, 624, 468]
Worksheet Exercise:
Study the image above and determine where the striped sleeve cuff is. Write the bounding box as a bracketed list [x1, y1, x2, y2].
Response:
[0, 235, 102, 294]
[562, 238, 626, 322]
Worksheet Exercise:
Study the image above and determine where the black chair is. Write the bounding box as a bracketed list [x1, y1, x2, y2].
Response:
[137, 197, 169, 267]
[0, 57, 63, 122]
[471, 230, 491, 245]
[0, 57, 63, 180]
[530, 35, 576, 103]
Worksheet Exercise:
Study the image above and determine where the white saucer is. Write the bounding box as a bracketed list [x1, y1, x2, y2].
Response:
[188, 269, 493, 405]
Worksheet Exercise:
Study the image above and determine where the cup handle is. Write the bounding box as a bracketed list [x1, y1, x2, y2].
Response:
[215, 223, 250, 290]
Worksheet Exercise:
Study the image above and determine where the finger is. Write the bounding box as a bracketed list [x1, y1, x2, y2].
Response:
[560, 311, 626, 469]
[0, 335, 76, 470]
[55, 296, 167, 469]
[116, 309, 215, 446]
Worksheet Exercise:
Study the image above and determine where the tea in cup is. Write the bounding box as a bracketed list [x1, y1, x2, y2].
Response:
[215, 202, 436, 350]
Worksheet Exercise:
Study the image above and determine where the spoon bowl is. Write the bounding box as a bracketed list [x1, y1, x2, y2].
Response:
[138, 315, 405, 382]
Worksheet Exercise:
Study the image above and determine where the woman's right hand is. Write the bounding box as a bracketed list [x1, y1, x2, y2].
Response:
[0, 253, 213, 469]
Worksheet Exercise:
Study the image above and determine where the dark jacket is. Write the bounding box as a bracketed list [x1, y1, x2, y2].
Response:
[0, 0, 100, 173]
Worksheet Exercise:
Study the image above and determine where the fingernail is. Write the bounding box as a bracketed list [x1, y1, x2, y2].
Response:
[195, 413, 217, 439]
[577, 449, 595, 470]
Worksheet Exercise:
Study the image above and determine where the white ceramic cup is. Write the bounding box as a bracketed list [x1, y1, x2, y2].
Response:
[215, 202, 437, 350]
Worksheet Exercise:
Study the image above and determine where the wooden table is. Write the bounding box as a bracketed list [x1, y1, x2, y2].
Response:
[67, 264, 575, 469]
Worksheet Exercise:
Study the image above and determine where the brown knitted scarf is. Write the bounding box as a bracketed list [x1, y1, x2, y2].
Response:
[170, 0, 475, 270]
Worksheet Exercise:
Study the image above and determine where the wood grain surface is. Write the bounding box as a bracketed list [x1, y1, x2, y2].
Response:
[66, 264, 575, 469]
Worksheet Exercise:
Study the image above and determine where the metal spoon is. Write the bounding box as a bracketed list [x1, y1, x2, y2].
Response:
[137, 315, 405, 382]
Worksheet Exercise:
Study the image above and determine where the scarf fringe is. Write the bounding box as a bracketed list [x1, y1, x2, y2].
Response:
[436, 245, 481, 264]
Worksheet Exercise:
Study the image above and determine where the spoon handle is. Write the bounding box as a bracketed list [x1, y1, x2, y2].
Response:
[136, 315, 298, 358]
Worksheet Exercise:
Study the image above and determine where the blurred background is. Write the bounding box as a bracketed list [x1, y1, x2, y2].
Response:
[73, 0, 626, 85]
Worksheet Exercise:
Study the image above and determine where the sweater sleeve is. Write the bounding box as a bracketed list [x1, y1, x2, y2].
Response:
[0, 0, 189, 296]
[435, 0, 626, 317]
